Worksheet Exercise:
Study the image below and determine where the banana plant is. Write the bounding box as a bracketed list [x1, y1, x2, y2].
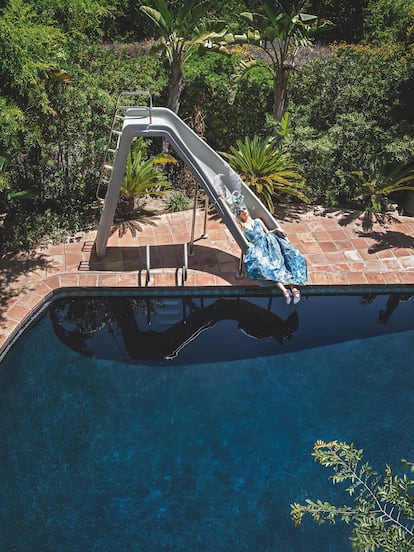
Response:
[221, 135, 310, 212]
[222, 0, 330, 125]
[140, 0, 227, 115]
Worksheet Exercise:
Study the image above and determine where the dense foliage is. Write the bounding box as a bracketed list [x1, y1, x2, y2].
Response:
[181, 52, 273, 150]
[0, 1, 167, 249]
[288, 43, 414, 206]
[1, 0, 414, 253]
[307, 0, 369, 43]
[363, 0, 414, 46]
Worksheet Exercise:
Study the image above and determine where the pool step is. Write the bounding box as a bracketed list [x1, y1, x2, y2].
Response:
[152, 299, 185, 326]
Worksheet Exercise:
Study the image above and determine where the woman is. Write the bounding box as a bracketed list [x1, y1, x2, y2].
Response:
[235, 204, 307, 304]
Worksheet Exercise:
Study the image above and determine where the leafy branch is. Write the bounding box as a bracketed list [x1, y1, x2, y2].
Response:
[291, 440, 414, 551]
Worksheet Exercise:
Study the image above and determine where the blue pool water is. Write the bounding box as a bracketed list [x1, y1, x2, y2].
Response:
[0, 290, 414, 551]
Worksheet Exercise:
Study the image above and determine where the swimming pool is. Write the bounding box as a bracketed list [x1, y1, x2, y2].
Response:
[1, 287, 413, 550]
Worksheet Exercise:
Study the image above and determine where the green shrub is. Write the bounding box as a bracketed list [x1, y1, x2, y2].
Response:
[288, 43, 414, 206]
[182, 52, 272, 151]
[363, 0, 414, 46]
[165, 192, 191, 213]
[0, 38, 167, 252]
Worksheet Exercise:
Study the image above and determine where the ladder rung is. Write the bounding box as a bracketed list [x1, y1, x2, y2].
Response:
[104, 164, 113, 171]
[112, 130, 122, 136]
[115, 115, 125, 120]
[107, 148, 116, 154]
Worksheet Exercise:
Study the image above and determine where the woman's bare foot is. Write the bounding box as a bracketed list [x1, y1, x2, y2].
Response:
[291, 287, 301, 304]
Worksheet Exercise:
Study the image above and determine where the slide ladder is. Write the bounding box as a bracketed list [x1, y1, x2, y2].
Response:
[96, 91, 153, 203]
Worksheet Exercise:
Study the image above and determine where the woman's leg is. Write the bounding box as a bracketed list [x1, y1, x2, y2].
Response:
[277, 282, 292, 304]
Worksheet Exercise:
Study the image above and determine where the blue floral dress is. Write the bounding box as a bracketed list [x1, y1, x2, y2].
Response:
[243, 219, 307, 285]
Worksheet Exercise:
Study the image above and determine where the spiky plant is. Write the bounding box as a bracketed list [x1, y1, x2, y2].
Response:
[348, 161, 414, 230]
[221, 135, 310, 212]
[119, 138, 175, 217]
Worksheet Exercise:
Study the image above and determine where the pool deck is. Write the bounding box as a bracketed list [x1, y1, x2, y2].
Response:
[1, 203, 414, 355]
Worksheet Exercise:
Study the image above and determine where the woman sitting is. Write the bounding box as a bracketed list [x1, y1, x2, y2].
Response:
[235, 203, 307, 304]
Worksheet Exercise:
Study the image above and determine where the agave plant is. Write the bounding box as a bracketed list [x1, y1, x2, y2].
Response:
[348, 161, 414, 230]
[119, 138, 176, 217]
[221, 135, 310, 212]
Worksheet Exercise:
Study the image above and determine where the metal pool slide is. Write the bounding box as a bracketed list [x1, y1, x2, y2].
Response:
[94, 105, 284, 259]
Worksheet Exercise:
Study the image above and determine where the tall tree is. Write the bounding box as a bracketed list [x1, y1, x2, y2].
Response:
[140, 0, 227, 115]
[226, 0, 330, 125]
[0, 0, 69, 115]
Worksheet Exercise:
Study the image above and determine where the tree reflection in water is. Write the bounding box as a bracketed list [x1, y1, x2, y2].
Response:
[49, 291, 414, 365]
[49, 296, 299, 363]
[378, 294, 413, 324]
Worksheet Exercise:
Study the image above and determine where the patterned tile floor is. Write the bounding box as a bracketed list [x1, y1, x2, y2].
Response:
[1, 203, 414, 355]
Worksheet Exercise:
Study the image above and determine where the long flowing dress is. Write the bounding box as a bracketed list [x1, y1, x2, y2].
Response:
[243, 219, 307, 285]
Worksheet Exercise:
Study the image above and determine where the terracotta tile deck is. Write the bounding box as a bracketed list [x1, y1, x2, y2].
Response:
[1, 204, 414, 356]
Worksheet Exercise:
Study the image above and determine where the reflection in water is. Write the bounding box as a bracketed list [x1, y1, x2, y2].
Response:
[49, 292, 414, 365]
[378, 294, 412, 324]
[50, 296, 299, 362]
[359, 293, 413, 324]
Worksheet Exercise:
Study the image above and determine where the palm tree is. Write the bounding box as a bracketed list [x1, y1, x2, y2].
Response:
[224, 0, 329, 125]
[348, 162, 414, 230]
[140, 0, 227, 115]
[221, 135, 311, 213]
[119, 138, 176, 217]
